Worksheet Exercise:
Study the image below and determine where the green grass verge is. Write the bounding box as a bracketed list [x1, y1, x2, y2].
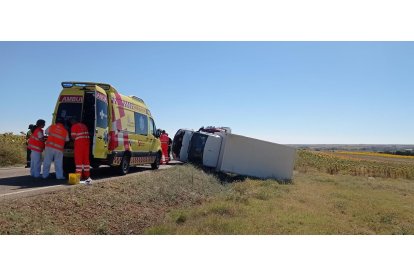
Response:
[146, 171, 414, 234]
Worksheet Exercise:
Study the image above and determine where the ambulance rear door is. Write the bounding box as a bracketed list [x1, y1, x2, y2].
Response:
[93, 89, 109, 159]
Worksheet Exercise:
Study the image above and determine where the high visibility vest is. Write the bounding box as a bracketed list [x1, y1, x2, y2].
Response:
[71, 123, 90, 142]
[28, 127, 45, 152]
[46, 123, 68, 152]
[160, 134, 169, 144]
[25, 130, 32, 145]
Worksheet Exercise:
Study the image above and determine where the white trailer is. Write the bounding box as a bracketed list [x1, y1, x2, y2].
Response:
[172, 128, 296, 180]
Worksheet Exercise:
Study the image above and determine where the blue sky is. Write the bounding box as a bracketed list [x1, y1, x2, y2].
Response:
[0, 42, 413, 144]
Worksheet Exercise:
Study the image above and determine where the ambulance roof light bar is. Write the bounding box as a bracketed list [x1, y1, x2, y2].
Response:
[130, 95, 145, 104]
[61, 82, 112, 91]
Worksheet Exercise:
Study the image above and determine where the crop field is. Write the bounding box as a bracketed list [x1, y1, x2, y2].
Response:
[328, 151, 414, 165]
[334, 151, 414, 160]
[295, 150, 414, 179]
[0, 133, 26, 167]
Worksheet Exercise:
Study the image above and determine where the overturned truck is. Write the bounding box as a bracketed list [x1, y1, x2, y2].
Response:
[172, 127, 296, 181]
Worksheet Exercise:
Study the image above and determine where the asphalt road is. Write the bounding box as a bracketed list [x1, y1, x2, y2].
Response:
[0, 162, 179, 200]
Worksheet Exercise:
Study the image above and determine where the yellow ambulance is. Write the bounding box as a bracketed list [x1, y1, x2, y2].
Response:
[52, 81, 162, 175]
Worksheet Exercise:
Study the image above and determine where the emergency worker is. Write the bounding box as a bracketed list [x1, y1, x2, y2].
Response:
[168, 137, 172, 160]
[70, 118, 92, 183]
[27, 119, 46, 178]
[160, 130, 170, 164]
[25, 124, 35, 168]
[42, 119, 69, 179]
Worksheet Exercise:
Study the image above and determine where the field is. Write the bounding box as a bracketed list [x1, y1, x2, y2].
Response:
[0, 133, 26, 167]
[328, 151, 414, 164]
[295, 150, 414, 179]
[1, 149, 414, 234]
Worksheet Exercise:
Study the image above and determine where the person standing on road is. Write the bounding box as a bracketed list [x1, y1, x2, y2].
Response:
[160, 130, 170, 164]
[70, 118, 92, 184]
[25, 124, 35, 168]
[42, 118, 69, 180]
[168, 136, 173, 161]
[27, 119, 46, 178]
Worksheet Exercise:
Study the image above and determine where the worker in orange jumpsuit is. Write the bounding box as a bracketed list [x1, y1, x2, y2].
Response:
[159, 130, 170, 164]
[70, 118, 92, 183]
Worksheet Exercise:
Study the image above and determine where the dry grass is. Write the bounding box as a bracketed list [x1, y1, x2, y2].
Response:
[147, 151, 414, 234]
[0, 164, 224, 234]
[0, 133, 26, 167]
[146, 171, 414, 234]
[3, 149, 414, 235]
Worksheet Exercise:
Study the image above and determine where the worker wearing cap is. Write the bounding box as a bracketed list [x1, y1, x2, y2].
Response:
[42, 119, 69, 179]
[25, 124, 35, 168]
[160, 130, 170, 164]
[27, 119, 46, 178]
[70, 118, 92, 183]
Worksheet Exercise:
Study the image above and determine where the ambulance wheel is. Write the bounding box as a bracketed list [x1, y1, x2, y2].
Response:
[151, 152, 161, 170]
[118, 155, 130, 175]
[90, 160, 100, 169]
[63, 158, 75, 177]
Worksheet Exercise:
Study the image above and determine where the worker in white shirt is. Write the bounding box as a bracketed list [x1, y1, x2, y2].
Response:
[27, 119, 46, 178]
[42, 118, 69, 179]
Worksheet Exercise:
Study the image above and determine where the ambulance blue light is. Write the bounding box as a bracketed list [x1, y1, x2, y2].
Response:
[61, 81, 111, 90]
[62, 82, 73, 88]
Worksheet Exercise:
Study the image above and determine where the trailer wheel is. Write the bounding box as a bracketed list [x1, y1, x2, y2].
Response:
[151, 152, 161, 170]
[118, 154, 131, 175]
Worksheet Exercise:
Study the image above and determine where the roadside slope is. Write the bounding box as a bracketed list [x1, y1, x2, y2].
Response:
[0, 165, 224, 234]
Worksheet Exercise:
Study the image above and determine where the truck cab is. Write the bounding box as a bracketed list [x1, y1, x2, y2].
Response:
[172, 126, 296, 180]
[172, 127, 230, 168]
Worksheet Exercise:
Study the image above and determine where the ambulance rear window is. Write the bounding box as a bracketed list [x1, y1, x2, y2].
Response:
[56, 103, 82, 125]
[96, 98, 108, 128]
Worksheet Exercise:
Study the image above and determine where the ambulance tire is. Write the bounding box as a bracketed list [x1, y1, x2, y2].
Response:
[90, 160, 100, 169]
[118, 154, 131, 175]
[151, 152, 161, 170]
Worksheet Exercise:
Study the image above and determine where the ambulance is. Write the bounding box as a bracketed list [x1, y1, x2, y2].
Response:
[52, 81, 162, 175]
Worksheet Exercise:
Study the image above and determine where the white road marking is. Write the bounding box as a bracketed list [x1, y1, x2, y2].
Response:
[0, 184, 65, 198]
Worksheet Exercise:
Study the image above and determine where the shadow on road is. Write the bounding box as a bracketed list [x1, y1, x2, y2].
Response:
[0, 166, 153, 189]
[0, 174, 66, 188]
[0, 161, 182, 194]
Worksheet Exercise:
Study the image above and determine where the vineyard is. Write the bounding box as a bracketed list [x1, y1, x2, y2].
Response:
[295, 150, 414, 179]
[0, 133, 26, 167]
